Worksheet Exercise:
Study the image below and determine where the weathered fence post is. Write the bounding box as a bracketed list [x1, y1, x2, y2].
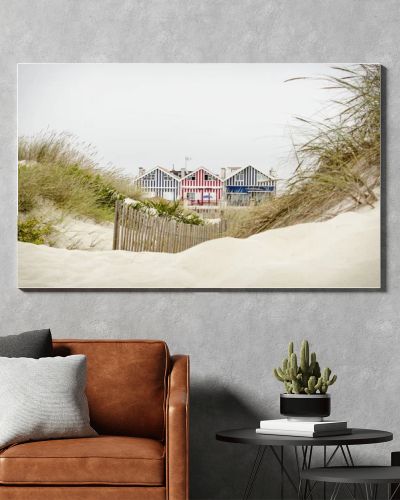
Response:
[112, 200, 120, 250]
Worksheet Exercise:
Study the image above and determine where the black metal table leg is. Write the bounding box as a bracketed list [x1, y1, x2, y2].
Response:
[330, 483, 341, 500]
[270, 445, 299, 493]
[324, 446, 327, 500]
[281, 447, 284, 500]
[243, 445, 300, 499]
[242, 445, 266, 500]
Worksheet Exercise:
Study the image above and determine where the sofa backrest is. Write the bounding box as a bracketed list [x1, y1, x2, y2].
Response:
[53, 339, 170, 440]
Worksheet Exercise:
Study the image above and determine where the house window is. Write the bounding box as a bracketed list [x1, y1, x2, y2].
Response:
[236, 173, 245, 184]
[147, 172, 156, 181]
[187, 192, 196, 200]
[188, 174, 196, 181]
[204, 173, 214, 181]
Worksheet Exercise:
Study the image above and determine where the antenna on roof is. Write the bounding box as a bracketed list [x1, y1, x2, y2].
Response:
[185, 156, 192, 171]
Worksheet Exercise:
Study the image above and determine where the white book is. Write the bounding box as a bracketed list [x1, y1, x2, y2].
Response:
[256, 428, 352, 438]
[259, 419, 347, 432]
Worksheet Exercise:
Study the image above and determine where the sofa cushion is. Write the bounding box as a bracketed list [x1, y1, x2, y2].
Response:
[52, 340, 170, 440]
[0, 329, 53, 358]
[0, 436, 165, 486]
[0, 355, 97, 449]
[0, 487, 166, 500]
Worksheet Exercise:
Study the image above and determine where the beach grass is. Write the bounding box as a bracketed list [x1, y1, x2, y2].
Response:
[232, 64, 381, 237]
[138, 198, 204, 225]
[18, 132, 141, 224]
[17, 217, 55, 246]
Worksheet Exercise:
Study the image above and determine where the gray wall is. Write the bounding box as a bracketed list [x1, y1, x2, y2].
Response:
[0, 1, 398, 498]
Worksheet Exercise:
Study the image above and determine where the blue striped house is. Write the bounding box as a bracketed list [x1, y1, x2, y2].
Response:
[134, 166, 181, 201]
[223, 165, 276, 205]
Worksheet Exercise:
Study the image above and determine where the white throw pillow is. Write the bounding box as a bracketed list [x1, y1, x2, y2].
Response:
[0, 355, 97, 449]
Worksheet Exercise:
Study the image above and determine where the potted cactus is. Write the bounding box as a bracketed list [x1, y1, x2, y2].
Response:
[273, 340, 337, 420]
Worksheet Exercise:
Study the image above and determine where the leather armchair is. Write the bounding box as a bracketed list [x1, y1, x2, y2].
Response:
[0, 340, 189, 500]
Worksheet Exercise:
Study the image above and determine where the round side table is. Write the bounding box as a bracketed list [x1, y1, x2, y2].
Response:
[301, 466, 400, 500]
[216, 428, 393, 500]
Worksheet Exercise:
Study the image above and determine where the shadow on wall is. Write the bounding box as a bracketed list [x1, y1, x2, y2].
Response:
[190, 380, 283, 500]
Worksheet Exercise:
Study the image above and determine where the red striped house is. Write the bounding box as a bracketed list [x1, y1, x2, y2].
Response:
[180, 167, 223, 206]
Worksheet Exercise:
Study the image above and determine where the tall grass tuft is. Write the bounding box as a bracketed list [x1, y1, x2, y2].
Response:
[233, 64, 381, 237]
[18, 132, 142, 223]
[141, 198, 204, 225]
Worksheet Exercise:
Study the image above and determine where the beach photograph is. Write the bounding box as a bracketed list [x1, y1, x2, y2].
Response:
[17, 63, 381, 288]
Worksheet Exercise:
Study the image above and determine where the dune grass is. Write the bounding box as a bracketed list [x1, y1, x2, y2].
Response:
[17, 217, 55, 246]
[138, 198, 204, 225]
[233, 64, 381, 237]
[18, 132, 141, 224]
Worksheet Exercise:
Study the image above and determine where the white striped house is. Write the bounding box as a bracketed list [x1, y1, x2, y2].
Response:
[224, 165, 276, 205]
[134, 166, 181, 201]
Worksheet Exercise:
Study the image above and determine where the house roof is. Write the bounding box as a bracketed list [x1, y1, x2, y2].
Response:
[181, 166, 222, 181]
[135, 166, 180, 182]
[170, 169, 187, 178]
[224, 165, 276, 182]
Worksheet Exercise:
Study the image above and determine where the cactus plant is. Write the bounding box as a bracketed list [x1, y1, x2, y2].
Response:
[273, 340, 337, 395]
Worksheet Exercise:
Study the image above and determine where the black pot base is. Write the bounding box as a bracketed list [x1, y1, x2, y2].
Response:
[280, 394, 331, 419]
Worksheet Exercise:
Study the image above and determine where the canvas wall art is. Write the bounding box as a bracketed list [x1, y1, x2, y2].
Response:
[17, 63, 381, 288]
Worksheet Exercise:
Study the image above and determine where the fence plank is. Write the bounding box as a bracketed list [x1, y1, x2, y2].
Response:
[161, 217, 168, 252]
[137, 211, 145, 251]
[131, 209, 137, 251]
[129, 209, 134, 247]
[120, 204, 126, 250]
[126, 207, 133, 251]
[112, 201, 119, 250]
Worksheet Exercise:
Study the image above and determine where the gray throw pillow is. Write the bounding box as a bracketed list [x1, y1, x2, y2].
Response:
[0, 329, 53, 358]
[0, 355, 97, 449]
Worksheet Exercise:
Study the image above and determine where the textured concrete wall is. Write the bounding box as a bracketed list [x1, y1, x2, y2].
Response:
[0, 1, 399, 498]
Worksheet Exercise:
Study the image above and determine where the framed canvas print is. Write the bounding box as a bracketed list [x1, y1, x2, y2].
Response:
[17, 63, 381, 289]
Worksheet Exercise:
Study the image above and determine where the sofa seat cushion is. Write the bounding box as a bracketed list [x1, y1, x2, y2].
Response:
[0, 436, 165, 486]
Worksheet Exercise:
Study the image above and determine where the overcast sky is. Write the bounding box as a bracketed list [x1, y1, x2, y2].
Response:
[18, 63, 351, 179]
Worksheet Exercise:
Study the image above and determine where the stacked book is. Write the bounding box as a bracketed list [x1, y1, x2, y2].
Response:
[256, 419, 351, 438]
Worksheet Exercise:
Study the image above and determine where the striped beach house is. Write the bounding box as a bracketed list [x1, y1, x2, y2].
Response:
[134, 166, 181, 201]
[223, 165, 277, 206]
[180, 167, 224, 206]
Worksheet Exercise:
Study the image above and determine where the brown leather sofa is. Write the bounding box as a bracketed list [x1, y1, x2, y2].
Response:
[0, 339, 189, 500]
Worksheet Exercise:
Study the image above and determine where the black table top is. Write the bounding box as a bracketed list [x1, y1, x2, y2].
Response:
[216, 428, 393, 447]
[301, 466, 400, 484]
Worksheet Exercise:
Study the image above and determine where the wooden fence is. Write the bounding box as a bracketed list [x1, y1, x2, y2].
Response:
[113, 201, 227, 253]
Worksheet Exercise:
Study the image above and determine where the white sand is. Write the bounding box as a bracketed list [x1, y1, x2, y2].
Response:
[18, 206, 380, 288]
[52, 216, 113, 250]
[25, 200, 114, 250]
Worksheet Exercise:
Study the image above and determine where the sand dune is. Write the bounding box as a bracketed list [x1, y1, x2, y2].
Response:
[18, 206, 380, 288]
[25, 200, 114, 250]
[52, 216, 113, 250]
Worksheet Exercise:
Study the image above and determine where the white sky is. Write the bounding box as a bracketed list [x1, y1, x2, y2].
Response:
[18, 63, 351, 179]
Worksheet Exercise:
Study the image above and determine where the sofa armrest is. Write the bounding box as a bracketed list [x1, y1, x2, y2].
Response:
[166, 355, 189, 500]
